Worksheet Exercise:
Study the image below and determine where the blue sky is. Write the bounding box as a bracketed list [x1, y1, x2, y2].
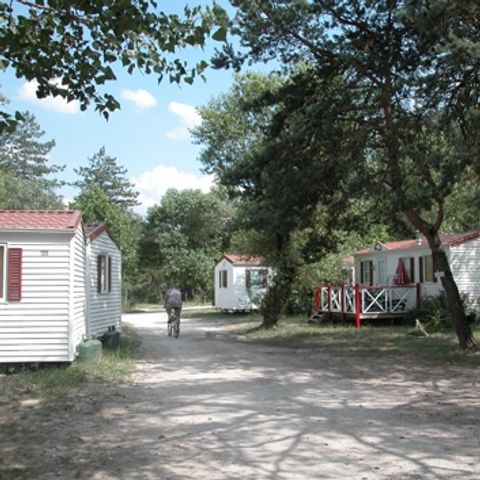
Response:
[0, 2, 255, 215]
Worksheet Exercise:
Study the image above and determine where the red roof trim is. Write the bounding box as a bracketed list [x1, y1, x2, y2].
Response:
[216, 253, 264, 266]
[355, 231, 480, 255]
[84, 223, 121, 250]
[0, 210, 82, 231]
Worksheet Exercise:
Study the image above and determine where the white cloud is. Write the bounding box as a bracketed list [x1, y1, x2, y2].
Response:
[166, 101, 201, 140]
[121, 88, 157, 109]
[132, 164, 214, 215]
[17, 80, 80, 114]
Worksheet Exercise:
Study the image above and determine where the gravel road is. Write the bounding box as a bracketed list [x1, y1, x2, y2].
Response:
[1, 311, 479, 479]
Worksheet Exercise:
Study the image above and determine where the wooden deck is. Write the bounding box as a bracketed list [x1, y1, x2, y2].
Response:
[313, 284, 421, 328]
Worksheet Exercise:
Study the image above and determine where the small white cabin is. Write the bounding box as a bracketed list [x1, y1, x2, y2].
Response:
[84, 224, 122, 338]
[214, 254, 270, 311]
[353, 231, 480, 308]
[0, 210, 87, 362]
[0, 211, 122, 363]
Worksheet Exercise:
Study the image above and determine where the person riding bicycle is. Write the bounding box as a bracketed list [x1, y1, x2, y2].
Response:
[164, 285, 182, 325]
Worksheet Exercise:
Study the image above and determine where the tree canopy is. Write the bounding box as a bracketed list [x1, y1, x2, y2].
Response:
[0, 0, 228, 130]
[212, 0, 480, 348]
[138, 188, 234, 302]
[74, 147, 139, 208]
[0, 110, 64, 209]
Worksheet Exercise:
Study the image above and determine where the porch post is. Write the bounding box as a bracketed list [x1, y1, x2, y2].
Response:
[327, 283, 332, 318]
[355, 283, 361, 329]
[340, 283, 345, 321]
[315, 286, 320, 311]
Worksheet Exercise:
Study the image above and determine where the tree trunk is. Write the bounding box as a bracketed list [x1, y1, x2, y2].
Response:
[380, 74, 476, 350]
[261, 264, 297, 328]
[426, 234, 477, 351]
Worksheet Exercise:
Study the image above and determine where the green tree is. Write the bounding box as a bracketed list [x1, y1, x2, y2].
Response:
[138, 188, 233, 302]
[0, 110, 64, 209]
[70, 184, 141, 304]
[216, 0, 480, 349]
[74, 147, 139, 208]
[0, 1, 228, 130]
[442, 168, 480, 233]
[194, 71, 378, 326]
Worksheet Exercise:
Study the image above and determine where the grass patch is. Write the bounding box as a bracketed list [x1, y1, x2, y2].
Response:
[1, 324, 141, 405]
[209, 314, 480, 366]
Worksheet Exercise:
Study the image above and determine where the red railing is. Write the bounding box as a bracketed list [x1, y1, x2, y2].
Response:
[314, 283, 421, 328]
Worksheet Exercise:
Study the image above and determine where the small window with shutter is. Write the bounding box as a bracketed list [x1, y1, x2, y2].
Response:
[2, 247, 22, 302]
[97, 254, 113, 294]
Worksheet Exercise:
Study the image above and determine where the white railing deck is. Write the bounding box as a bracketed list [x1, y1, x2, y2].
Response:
[315, 284, 419, 318]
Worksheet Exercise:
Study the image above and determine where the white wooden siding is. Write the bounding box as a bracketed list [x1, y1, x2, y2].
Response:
[87, 231, 122, 337]
[214, 259, 234, 309]
[0, 232, 73, 362]
[450, 239, 480, 308]
[70, 226, 87, 358]
[214, 260, 269, 311]
[353, 242, 480, 303]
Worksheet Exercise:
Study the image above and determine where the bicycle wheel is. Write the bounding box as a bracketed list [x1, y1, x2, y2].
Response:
[174, 318, 180, 338]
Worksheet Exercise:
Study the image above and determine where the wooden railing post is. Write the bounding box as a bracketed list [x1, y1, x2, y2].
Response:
[327, 283, 332, 318]
[355, 283, 361, 329]
[340, 283, 345, 321]
[416, 282, 421, 309]
[315, 286, 320, 311]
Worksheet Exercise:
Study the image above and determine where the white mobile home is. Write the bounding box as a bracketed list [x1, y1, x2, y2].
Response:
[0, 211, 122, 363]
[85, 224, 122, 337]
[353, 231, 480, 307]
[214, 254, 270, 311]
[0, 210, 87, 362]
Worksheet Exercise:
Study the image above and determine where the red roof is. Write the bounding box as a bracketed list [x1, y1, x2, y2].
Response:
[356, 231, 480, 255]
[84, 223, 106, 240]
[218, 254, 264, 266]
[0, 210, 82, 231]
[84, 223, 121, 249]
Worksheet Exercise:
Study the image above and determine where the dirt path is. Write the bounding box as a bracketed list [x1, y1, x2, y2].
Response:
[2, 312, 480, 479]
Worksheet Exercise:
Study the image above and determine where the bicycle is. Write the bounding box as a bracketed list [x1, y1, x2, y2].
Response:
[167, 309, 180, 338]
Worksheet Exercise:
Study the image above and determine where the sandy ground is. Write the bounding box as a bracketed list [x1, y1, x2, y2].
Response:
[1, 311, 480, 480]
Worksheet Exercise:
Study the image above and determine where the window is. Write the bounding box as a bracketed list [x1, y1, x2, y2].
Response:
[0, 246, 22, 301]
[246, 269, 268, 289]
[219, 269, 228, 289]
[360, 260, 373, 285]
[400, 257, 415, 283]
[419, 255, 437, 283]
[97, 254, 112, 293]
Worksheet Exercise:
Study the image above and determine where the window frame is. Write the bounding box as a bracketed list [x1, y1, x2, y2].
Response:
[218, 269, 228, 289]
[97, 254, 112, 294]
[246, 268, 269, 289]
[400, 256, 415, 283]
[420, 255, 437, 283]
[360, 260, 374, 285]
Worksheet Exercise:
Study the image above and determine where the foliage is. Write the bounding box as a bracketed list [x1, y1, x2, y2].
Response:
[0, 0, 229, 130]
[442, 167, 480, 232]
[70, 183, 141, 298]
[137, 188, 234, 303]
[193, 70, 409, 324]
[415, 293, 480, 332]
[215, 0, 480, 348]
[0, 110, 64, 209]
[74, 147, 139, 208]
